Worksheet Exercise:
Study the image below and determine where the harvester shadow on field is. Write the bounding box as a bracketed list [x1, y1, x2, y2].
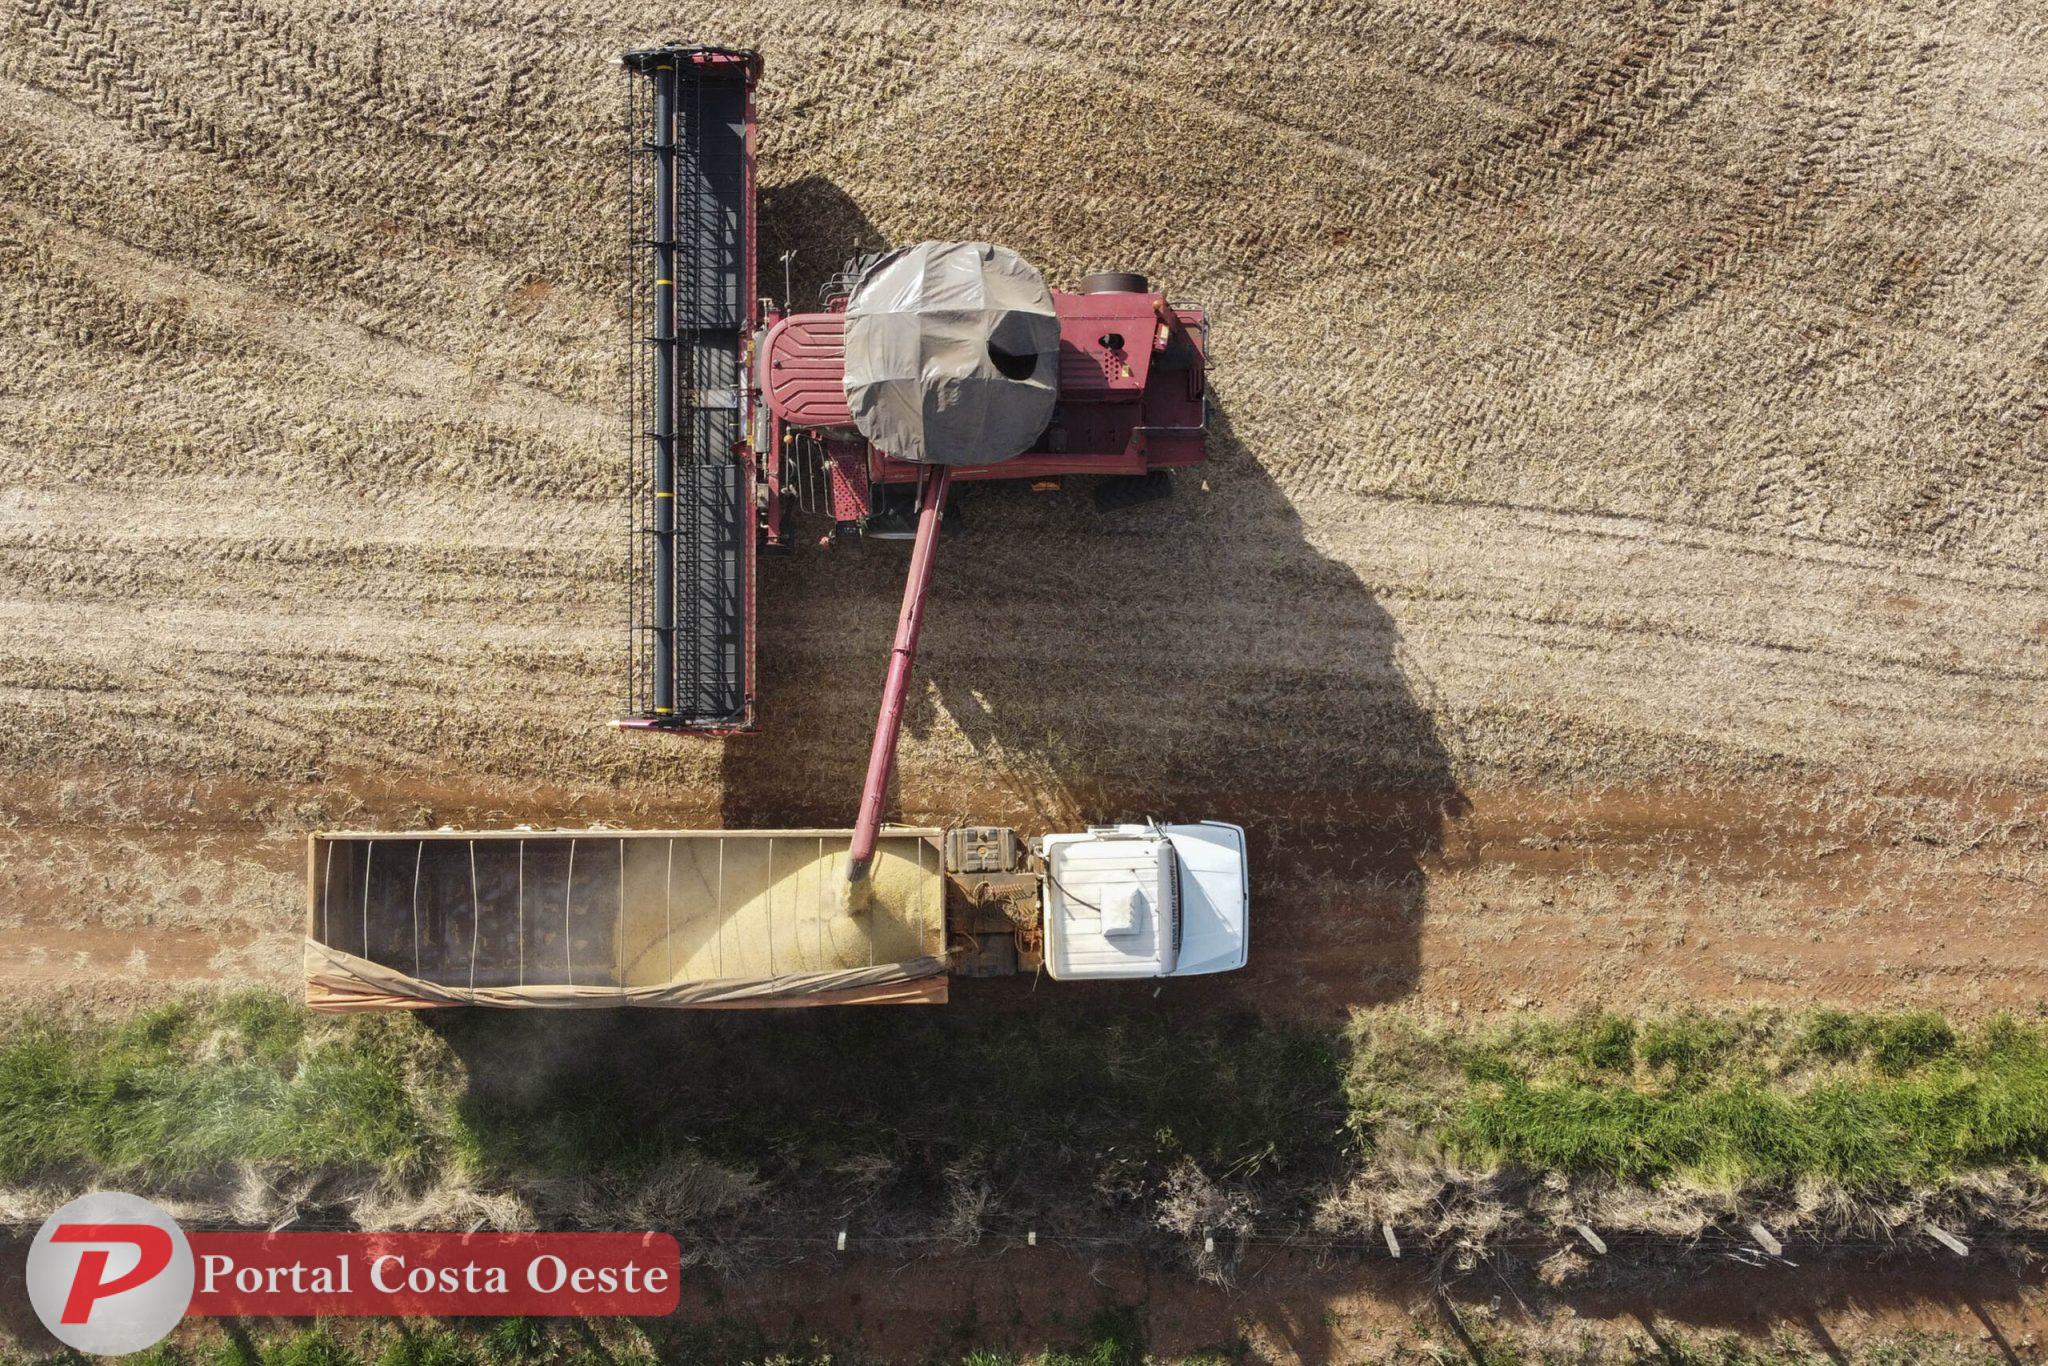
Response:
[725, 181, 1466, 1015]
[756, 175, 890, 306]
[721, 398, 1468, 1012]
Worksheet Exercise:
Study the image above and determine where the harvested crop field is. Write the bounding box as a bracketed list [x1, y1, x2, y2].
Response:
[0, 0, 2044, 1028]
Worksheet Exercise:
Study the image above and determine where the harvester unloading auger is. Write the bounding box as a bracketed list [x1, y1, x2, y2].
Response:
[300, 45, 1247, 1011]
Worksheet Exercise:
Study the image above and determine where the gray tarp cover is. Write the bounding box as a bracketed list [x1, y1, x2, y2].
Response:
[842, 241, 1060, 465]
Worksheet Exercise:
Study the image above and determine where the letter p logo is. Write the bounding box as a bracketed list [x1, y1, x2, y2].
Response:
[28, 1193, 194, 1356]
[52, 1223, 176, 1323]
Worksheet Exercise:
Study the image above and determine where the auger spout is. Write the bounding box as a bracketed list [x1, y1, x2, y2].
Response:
[846, 462, 952, 887]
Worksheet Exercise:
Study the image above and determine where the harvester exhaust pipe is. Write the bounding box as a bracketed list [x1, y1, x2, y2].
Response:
[846, 463, 953, 888]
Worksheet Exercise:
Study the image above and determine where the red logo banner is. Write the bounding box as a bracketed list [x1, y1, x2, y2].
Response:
[186, 1232, 679, 1317]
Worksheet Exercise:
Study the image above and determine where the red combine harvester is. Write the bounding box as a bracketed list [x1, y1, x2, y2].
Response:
[299, 44, 1243, 1011]
[612, 44, 1209, 884]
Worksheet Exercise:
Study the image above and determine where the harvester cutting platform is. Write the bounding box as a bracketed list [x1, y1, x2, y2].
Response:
[303, 45, 1246, 1010]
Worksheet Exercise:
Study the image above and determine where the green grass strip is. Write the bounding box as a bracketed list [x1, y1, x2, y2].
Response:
[0, 993, 451, 1184]
[5, 994, 2048, 1202]
[1350, 1009, 2048, 1188]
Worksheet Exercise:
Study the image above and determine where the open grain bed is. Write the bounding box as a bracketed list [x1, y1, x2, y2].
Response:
[0, 0, 2043, 1024]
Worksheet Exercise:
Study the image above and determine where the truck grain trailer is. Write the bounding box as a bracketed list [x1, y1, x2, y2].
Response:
[303, 44, 1248, 1011]
[305, 824, 1248, 1008]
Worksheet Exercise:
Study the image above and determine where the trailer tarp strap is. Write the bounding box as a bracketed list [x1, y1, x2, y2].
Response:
[303, 939, 948, 1012]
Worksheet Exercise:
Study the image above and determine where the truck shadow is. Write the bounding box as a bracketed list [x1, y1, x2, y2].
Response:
[720, 389, 1468, 1016]
[419, 998, 1355, 1319]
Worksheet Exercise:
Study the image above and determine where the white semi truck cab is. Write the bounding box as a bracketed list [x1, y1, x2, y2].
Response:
[1033, 823, 1251, 980]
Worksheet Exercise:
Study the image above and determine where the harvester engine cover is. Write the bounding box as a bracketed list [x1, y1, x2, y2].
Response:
[842, 241, 1061, 465]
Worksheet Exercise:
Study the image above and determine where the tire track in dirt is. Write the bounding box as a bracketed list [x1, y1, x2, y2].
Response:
[5, 0, 238, 158]
[16, 0, 615, 250]
[16, 204, 605, 437]
[1279, 2, 1832, 505]
[1208, 4, 2042, 572]
[1389, 0, 1742, 214]
[0, 58, 617, 402]
[1574, 0, 1957, 355]
[1731, 0, 1972, 543]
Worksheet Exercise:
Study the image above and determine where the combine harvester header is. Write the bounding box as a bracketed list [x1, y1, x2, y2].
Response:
[303, 44, 1245, 1011]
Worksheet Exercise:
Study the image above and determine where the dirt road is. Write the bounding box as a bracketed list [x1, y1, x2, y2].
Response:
[668, 1244, 2048, 1364]
[0, 0, 2043, 1017]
